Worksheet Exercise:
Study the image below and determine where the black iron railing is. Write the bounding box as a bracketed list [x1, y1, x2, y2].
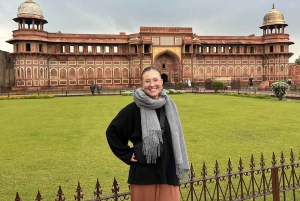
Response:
[13, 150, 300, 201]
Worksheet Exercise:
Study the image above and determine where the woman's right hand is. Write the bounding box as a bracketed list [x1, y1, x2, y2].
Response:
[131, 153, 137, 162]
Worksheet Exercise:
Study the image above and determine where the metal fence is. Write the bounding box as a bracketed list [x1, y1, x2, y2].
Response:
[13, 150, 300, 201]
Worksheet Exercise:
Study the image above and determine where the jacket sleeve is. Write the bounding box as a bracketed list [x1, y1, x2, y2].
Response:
[106, 109, 134, 165]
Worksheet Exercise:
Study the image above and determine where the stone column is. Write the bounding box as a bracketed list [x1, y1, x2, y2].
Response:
[32, 19, 35, 29]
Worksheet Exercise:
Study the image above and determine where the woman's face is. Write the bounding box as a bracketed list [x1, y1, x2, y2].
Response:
[141, 69, 163, 100]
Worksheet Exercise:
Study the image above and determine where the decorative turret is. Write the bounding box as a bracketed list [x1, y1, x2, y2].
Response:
[6, 0, 49, 53]
[13, 0, 47, 31]
[259, 4, 294, 82]
[260, 4, 287, 35]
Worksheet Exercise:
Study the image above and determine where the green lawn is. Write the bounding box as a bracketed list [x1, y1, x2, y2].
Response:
[0, 94, 299, 201]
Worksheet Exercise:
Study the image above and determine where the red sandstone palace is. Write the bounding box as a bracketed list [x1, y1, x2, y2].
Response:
[6, 0, 300, 90]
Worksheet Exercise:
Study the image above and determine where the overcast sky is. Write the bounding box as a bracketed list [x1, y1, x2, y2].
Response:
[1, 0, 299, 62]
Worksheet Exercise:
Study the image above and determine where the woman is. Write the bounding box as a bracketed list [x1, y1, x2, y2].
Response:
[106, 66, 190, 201]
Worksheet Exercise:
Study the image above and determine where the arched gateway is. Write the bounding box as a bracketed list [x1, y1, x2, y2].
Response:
[154, 50, 180, 84]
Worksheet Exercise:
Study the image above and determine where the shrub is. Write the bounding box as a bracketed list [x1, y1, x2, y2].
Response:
[212, 81, 224, 92]
[0, 94, 54, 100]
[165, 89, 185, 94]
[121, 90, 134, 96]
[270, 81, 290, 101]
[178, 82, 185, 89]
[191, 82, 196, 87]
[163, 82, 171, 89]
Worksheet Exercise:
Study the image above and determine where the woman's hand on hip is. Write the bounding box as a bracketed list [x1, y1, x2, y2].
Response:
[131, 153, 137, 162]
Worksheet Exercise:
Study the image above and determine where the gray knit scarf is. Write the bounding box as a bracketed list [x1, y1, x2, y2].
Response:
[133, 87, 190, 180]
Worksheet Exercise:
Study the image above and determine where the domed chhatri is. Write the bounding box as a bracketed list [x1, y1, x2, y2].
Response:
[263, 4, 285, 26]
[17, 0, 44, 20]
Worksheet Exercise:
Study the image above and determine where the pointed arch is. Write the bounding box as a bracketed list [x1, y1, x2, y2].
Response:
[206, 66, 212, 77]
[105, 67, 112, 78]
[122, 67, 129, 79]
[220, 66, 226, 76]
[69, 67, 76, 80]
[87, 67, 94, 78]
[59, 68, 67, 79]
[26, 67, 32, 79]
[33, 67, 38, 79]
[39, 67, 44, 79]
[257, 66, 262, 75]
[96, 67, 103, 78]
[133, 66, 140, 78]
[113, 67, 121, 78]
[50, 68, 57, 79]
[153, 49, 180, 63]
[183, 66, 191, 77]
[78, 67, 85, 79]
[228, 66, 234, 76]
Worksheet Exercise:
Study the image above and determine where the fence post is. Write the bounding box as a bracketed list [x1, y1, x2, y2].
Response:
[271, 167, 280, 201]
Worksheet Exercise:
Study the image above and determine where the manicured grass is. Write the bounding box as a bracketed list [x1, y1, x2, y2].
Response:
[0, 94, 299, 201]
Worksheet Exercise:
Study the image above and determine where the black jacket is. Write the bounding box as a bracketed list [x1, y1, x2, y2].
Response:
[106, 102, 179, 185]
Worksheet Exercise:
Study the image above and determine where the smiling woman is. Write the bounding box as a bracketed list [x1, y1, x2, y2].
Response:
[141, 67, 164, 100]
[106, 66, 190, 201]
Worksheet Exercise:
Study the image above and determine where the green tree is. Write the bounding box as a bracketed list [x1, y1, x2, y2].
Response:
[211, 81, 224, 93]
[295, 55, 300, 65]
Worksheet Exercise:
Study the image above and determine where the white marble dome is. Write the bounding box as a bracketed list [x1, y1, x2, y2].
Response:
[17, 0, 44, 19]
[263, 4, 285, 26]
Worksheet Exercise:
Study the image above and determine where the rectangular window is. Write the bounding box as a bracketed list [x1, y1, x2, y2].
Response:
[221, 46, 225, 53]
[250, 47, 254, 53]
[269, 46, 274, 53]
[114, 46, 118, 53]
[229, 46, 232, 53]
[105, 46, 109, 53]
[39, 44, 43, 52]
[79, 45, 83, 53]
[60, 45, 65, 53]
[185, 45, 190, 53]
[198, 46, 203, 53]
[144, 44, 150, 53]
[96, 46, 101, 53]
[206, 46, 210, 53]
[26, 43, 31, 51]
[214, 46, 218, 53]
[134, 45, 137, 53]
[280, 45, 284, 52]
[88, 45, 92, 53]
[16, 44, 19, 52]
[243, 46, 247, 53]
[236, 46, 240, 53]
[70, 45, 74, 53]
